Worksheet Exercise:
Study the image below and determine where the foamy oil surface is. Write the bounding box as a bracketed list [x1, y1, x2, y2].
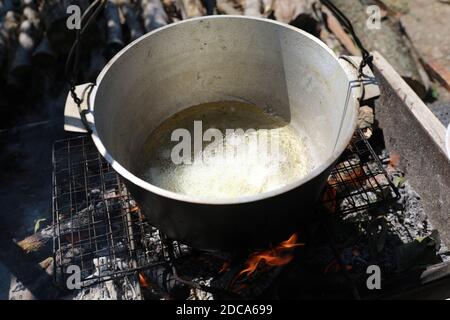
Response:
[139, 101, 316, 200]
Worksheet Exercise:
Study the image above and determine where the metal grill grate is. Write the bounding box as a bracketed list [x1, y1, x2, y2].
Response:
[52, 136, 189, 287]
[323, 129, 400, 216]
[52, 129, 399, 289]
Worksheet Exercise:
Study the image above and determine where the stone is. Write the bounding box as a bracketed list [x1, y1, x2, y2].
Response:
[358, 106, 375, 129]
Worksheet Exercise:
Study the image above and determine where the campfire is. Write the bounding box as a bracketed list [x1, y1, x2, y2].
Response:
[236, 234, 303, 279]
[49, 129, 447, 300]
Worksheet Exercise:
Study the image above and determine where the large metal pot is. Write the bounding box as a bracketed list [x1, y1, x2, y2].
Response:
[65, 16, 360, 251]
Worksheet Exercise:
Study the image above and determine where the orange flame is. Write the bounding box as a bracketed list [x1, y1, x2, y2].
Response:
[238, 233, 303, 278]
[138, 272, 149, 288]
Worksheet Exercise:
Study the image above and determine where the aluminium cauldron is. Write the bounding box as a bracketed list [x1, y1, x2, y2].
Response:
[64, 16, 360, 250]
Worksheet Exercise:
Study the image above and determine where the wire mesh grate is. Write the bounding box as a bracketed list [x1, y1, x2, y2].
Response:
[52, 129, 399, 288]
[52, 136, 189, 287]
[323, 129, 400, 216]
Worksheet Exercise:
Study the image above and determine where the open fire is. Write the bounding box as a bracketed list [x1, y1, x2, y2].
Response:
[139, 273, 149, 289]
[51, 130, 447, 300]
[236, 234, 304, 279]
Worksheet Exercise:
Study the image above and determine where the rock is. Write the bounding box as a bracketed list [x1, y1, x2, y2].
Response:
[358, 106, 374, 129]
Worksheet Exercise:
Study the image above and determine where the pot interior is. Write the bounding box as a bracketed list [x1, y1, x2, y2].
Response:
[92, 16, 357, 199]
[138, 100, 319, 199]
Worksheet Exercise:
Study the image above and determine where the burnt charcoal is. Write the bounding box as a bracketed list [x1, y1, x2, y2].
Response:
[142, 264, 189, 299]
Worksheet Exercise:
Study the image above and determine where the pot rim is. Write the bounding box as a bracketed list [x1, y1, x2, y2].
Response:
[89, 15, 359, 205]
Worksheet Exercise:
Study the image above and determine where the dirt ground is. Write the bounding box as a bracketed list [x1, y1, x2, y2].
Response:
[400, 0, 450, 69]
[398, 0, 450, 126]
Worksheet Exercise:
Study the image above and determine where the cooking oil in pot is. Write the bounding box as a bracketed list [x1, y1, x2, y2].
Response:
[139, 101, 316, 200]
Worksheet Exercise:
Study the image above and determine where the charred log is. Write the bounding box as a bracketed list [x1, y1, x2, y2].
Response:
[141, 0, 168, 32]
[202, 0, 216, 15]
[1, 11, 20, 74]
[162, 0, 183, 23]
[0, 0, 16, 16]
[0, 1, 19, 70]
[141, 264, 190, 299]
[8, 0, 43, 78]
[32, 36, 57, 69]
[104, 0, 124, 59]
[8, 20, 41, 86]
[85, 45, 106, 82]
[40, 0, 95, 54]
[0, 28, 7, 71]
[121, 0, 144, 42]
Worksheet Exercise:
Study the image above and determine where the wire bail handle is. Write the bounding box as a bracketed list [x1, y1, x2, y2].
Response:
[65, 0, 107, 132]
[320, 0, 373, 80]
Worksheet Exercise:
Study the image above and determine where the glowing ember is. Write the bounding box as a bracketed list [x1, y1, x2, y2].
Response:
[328, 163, 365, 186]
[130, 206, 139, 213]
[237, 234, 304, 278]
[138, 272, 149, 288]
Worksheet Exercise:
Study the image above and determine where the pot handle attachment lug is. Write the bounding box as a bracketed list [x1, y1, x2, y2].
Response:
[339, 55, 380, 103]
[64, 83, 95, 133]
